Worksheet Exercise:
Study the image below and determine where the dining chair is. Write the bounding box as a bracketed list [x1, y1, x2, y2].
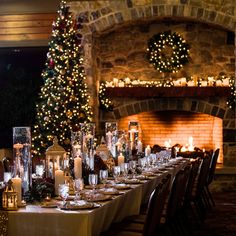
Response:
[160, 165, 191, 236]
[183, 157, 202, 224]
[188, 154, 212, 221]
[101, 174, 172, 236]
[204, 148, 220, 207]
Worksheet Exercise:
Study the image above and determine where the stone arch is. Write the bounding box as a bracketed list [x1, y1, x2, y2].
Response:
[69, 1, 236, 35]
[69, 1, 236, 126]
[112, 98, 234, 129]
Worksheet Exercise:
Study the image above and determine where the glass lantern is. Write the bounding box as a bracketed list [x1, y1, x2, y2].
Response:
[45, 137, 67, 179]
[2, 180, 17, 211]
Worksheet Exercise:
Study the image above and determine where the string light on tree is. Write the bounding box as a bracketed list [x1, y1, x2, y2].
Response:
[32, 0, 93, 156]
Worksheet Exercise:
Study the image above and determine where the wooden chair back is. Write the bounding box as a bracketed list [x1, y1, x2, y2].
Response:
[165, 165, 191, 220]
[207, 148, 220, 185]
[143, 174, 171, 236]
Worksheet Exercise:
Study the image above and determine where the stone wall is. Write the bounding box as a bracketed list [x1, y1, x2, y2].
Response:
[68, 0, 236, 166]
[94, 21, 235, 81]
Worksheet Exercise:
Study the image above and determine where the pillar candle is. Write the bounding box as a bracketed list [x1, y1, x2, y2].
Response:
[12, 176, 22, 206]
[74, 157, 82, 179]
[118, 153, 125, 166]
[137, 140, 142, 153]
[55, 169, 64, 195]
[145, 145, 151, 157]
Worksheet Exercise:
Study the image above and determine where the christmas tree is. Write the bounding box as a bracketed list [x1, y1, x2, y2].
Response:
[32, 0, 93, 156]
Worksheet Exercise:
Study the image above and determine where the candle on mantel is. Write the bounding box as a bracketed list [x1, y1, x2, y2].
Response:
[55, 169, 64, 195]
[12, 176, 22, 206]
[117, 153, 125, 166]
[145, 145, 151, 157]
[74, 156, 82, 179]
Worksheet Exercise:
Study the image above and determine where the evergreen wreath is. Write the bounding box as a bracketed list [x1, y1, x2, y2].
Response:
[147, 31, 190, 73]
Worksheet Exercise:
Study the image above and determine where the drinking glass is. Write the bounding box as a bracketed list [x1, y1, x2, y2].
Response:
[88, 174, 98, 193]
[129, 160, 137, 178]
[99, 170, 108, 188]
[74, 178, 84, 203]
[58, 183, 69, 206]
[113, 166, 121, 182]
[120, 163, 129, 179]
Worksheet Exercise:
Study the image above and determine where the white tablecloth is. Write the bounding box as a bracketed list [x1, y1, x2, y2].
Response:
[7, 158, 188, 236]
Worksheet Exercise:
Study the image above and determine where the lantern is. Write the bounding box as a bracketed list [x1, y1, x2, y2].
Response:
[2, 180, 17, 211]
[45, 137, 67, 179]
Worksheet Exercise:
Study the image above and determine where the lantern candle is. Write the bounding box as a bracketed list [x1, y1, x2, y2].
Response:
[55, 169, 64, 195]
[74, 156, 82, 179]
[118, 153, 125, 166]
[12, 176, 22, 206]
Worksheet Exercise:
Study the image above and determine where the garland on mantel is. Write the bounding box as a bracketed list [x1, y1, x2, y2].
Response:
[99, 75, 236, 111]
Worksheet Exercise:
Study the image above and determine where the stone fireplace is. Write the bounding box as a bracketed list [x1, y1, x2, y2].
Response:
[69, 0, 236, 166]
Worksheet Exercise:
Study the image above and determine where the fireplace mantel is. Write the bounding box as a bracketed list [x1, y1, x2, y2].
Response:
[105, 87, 231, 98]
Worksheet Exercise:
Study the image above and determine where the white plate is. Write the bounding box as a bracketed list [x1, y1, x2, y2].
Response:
[114, 184, 131, 190]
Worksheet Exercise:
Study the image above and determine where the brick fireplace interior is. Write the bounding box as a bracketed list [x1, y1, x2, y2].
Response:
[118, 110, 223, 163]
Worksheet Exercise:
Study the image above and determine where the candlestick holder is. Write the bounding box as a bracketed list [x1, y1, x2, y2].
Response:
[13, 127, 32, 195]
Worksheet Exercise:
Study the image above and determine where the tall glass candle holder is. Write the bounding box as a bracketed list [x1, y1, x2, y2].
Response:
[105, 122, 118, 158]
[80, 123, 96, 170]
[13, 127, 32, 195]
[71, 130, 83, 159]
[128, 121, 139, 151]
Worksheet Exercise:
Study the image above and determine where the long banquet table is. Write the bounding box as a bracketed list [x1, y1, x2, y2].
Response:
[7, 158, 188, 236]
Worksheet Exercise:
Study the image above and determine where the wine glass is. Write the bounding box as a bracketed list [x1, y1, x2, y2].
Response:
[58, 183, 69, 206]
[74, 178, 84, 203]
[88, 174, 98, 194]
[113, 166, 121, 183]
[120, 163, 129, 180]
[99, 170, 108, 188]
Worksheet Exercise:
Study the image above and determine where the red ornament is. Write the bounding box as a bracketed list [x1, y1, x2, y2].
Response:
[49, 59, 55, 68]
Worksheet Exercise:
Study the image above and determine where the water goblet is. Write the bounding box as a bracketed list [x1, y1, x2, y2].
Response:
[58, 183, 69, 206]
[88, 174, 98, 194]
[113, 166, 121, 183]
[74, 178, 84, 203]
[99, 170, 108, 188]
